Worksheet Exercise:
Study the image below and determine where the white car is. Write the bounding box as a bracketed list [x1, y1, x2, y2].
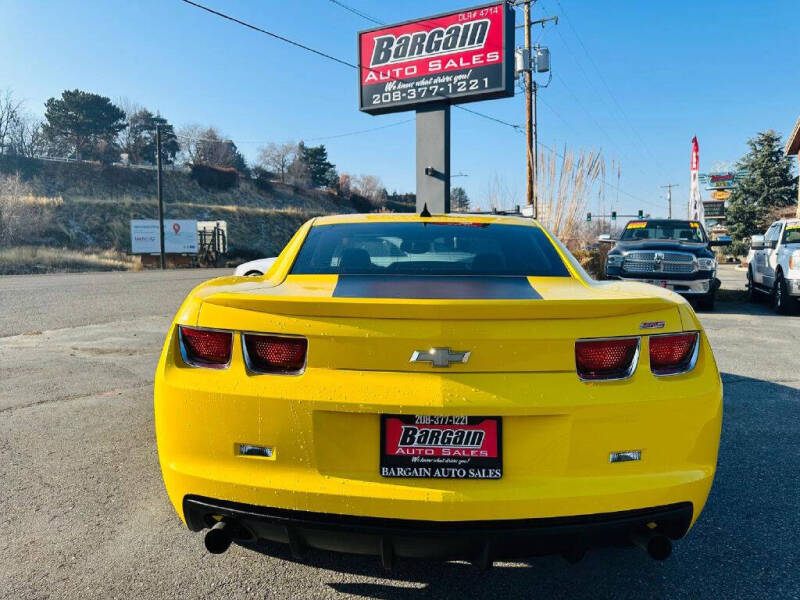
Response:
[233, 257, 276, 277]
[747, 218, 800, 313]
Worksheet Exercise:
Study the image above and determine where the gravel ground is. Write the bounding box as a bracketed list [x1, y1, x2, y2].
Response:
[1, 266, 798, 599]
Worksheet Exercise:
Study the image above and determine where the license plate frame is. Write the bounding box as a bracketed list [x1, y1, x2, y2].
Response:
[645, 279, 672, 290]
[379, 415, 502, 479]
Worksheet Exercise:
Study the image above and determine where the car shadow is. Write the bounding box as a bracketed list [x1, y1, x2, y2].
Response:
[242, 374, 800, 599]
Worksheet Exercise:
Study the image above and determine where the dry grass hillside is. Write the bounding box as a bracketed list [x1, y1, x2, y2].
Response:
[0, 156, 412, 274]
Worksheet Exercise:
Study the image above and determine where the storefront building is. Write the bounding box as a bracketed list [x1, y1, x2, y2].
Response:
[784, 116, 800, 218]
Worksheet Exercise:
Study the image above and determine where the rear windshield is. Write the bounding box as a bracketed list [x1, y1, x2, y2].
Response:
[783, 223, 800, 244]
[620, 220, 706, 243]
[290, 222, 570, 277]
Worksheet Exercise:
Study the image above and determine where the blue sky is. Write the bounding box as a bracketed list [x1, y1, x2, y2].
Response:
[1, 0, 797, 216]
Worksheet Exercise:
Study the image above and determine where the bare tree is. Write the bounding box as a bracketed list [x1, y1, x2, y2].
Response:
[0, 89, 24, 155]
[257, 141, 297, 182]
[287, 153, 311, 188]
[351, 174, 387, 208]
[116, 97, 142, 160]
[176, 123, 204, 165]
[338, 173, 352, 197]
[9, 112, 47, 158]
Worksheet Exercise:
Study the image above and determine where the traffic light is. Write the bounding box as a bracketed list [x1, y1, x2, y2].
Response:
[611, 211, 617, 221]
[638, 209, 644, 218]
[586, 212, 591, 222]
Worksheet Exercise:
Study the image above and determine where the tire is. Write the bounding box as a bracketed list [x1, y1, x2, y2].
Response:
[244, 270, 263, 277]
[772, 273, 795, 315]
[696, 291, 716, 312]
[747, 267, 759, 303]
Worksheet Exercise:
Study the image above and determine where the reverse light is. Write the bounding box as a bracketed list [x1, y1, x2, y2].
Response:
[575, 337, 640, 381]
[179, 326, 233, 369]
[649, 332, 699, 376]
[243, 334, 307, 374]
[609, 450, 642, 463]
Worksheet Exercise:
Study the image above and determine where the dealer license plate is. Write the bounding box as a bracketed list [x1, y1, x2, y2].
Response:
[645, 279, 672, 290]
[380, 415, 502, 479]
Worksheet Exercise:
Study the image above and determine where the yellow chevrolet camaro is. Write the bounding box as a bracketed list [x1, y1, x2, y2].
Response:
[154, 212, 722, 568]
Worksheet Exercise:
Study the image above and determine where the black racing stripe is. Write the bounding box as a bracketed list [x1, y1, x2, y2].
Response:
[333, 275, 541, 300]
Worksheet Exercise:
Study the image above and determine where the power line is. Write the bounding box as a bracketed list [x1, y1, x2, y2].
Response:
[453, 105, 522, 131]
[553, 0, 658, 163]
[327, 0, 383, 25]
[305, 118, 414, 141]
[179, 0, 358, 69]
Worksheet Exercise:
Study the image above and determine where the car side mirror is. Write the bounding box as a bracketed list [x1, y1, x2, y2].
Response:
[750, 235, 765, 250]
[766, 239, 778, 249]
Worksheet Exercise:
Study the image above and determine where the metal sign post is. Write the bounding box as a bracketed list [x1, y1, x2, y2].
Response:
[416, 103, 451, 213]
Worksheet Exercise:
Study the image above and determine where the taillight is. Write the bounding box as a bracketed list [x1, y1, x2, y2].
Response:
[649, 332, 698, 376]
[179, 326, 233, 368]
[243, 334, 307, 374]
[575, 337, 639, 381]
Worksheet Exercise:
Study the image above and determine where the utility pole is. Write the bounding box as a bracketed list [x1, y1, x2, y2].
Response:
[156, 124, 165, 270]
[523, 1, 534, 213]
[518, 1, 556, 218]
[661, 183, 679, 219]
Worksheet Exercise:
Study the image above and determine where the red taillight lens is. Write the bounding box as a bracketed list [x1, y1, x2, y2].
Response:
[243, 334, 307, 374]
[649, 332, 698, 375]
[575, 337, 639, 380]
[179, 326, 232, 368]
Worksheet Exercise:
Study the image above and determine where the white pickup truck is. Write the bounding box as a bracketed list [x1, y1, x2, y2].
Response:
[747, 218, 800, 314]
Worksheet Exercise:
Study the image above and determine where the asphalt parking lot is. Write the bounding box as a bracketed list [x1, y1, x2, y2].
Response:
[1, 264, 798, 599]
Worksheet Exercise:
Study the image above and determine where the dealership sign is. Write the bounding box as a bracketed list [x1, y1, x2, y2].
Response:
[699, 170, 746, 191]
[358, 2, 514, 115]
[130, 219, 198, 254]
[710, 190, 731, 200]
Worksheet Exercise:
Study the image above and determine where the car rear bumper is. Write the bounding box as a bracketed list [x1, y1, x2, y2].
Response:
[183, 495, 694, 561]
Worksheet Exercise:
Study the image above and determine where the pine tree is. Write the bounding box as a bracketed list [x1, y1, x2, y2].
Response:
[42, 90, 126, 160]
[297, 142, 336, 188]
[451, 186, 470, 211]
[727, 130, 797, 241]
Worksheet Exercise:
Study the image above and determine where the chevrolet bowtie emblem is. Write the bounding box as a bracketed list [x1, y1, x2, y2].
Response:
[409, 347, 471, 368]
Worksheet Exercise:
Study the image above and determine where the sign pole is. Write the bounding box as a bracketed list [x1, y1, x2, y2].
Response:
[416, 102, 451, 214]
[156, 124, 165, 270]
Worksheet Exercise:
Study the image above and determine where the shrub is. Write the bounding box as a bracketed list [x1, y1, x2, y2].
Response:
[189, 163, 238, 190]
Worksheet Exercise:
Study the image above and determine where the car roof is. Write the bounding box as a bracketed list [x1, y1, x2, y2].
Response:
[312, 212, 542, 227]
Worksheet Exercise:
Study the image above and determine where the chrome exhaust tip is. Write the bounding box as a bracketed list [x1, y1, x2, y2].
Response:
[204, 520, 233, 555]
[630, 529, 672, 561]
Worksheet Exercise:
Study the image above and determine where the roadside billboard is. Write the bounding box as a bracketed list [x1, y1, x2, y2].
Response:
[130, 219, 198, 254]
[358, 2, 514, 115]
